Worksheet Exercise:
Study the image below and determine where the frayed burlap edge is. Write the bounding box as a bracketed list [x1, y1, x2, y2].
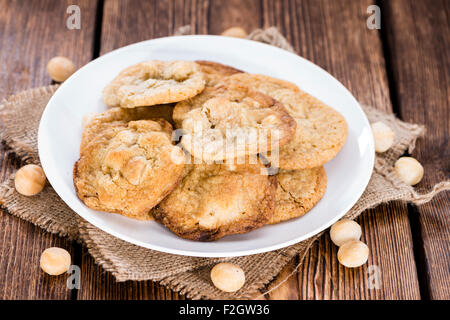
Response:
[0, 85, 59, 163]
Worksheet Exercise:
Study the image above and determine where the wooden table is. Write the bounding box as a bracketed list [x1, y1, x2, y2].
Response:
[0, 0, 448, 300]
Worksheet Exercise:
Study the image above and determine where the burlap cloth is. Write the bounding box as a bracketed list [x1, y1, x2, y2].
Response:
[0, 27, 448, 300]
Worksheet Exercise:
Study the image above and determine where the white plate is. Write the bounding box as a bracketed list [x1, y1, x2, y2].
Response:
[38, 35, 374, 257]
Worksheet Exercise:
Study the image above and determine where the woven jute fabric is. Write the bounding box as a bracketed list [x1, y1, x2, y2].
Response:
[1, 27, 448, 300]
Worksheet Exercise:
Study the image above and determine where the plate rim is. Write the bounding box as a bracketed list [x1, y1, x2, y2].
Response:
[38, 35, 374, 257]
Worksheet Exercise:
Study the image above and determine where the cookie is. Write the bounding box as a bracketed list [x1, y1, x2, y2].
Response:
[80, 106, 174, 152]
[103, 60, 205, 108]
[196, 60, 243, 86]
[152, 159, 276, 241]
[224, 73, 301, 95]
[74, 119, 185, 220]
[270, 166, 327, 224]
[224, 73, 348, 169]
[175, 83, 296, 161]
[172, 86, 224, 127]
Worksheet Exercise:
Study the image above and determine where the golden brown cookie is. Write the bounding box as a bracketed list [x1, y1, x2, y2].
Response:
[270, 166, 327, 224]
[224, 73, 301, 95]
[80, 106, 175, 152]
[196, 60, 243, 86]
[224, 73, 348, 169]
[74, 119, 185, 220]
[175, 83, 296, 161]
[103, 60, 205, 108]
[172, 86, 225, 127]
[152, 160, 276, 241]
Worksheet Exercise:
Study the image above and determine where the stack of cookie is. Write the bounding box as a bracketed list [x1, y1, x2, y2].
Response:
[74, 60, 347, 241]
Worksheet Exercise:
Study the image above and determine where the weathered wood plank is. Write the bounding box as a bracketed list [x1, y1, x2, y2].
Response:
[208, 0, 261, 35]
[382, 0, 450, 300]
[99, 0, 209, 56]
[262, 0, 421, 299]
[0, 0, 98, 299]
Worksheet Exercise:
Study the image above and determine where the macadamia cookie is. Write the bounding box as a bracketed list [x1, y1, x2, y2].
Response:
[175, 84, 296, 162]
[103, 60, 205, 108]
[152, 160, 276, 241]
[224, 73, 348, 169]
[270, 166, 327, 224]
[74, 119, 185, 219]
[196, 60, 243, 86]
[80, 107, 174, 152]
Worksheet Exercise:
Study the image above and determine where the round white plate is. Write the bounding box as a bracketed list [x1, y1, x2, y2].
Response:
[38, 35, 374, 257]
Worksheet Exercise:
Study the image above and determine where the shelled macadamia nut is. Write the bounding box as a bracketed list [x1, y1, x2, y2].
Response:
[210, 262, 245, 292]
[371, 121, 395, 152]
[221, 27, 248, 38]
[40, 247, 71, 276]
[330, 219, 362, 247]
[14, 164, 46, 196]
[46, 56, 75, 82]
[394, 157, 424, 186]
[337, 240, 369, 268]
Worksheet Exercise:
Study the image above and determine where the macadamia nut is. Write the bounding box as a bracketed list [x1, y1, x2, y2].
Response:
[371, 121, 395, 152]
[330, 219, 362, 246]
[221, 27, 248, 38]
[210, 262, 245, 292]
[395, 157, 424, 186]
[40, 247, 71, 275]
[337, 240, 369, 268]
[46, 56, 75, 82]
[14, 164, 46, 196]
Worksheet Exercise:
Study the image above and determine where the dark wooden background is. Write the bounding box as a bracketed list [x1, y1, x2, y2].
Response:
[0, 0, 448, 300]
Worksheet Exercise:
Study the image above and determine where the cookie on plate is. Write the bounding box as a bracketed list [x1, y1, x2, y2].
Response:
[74, 119, 185, 220]
[270, 166, 327, 224]
[80, 107, 175, 151]
[103, 60, 205, 108]
[152, 159, 276, 241]
[223, 73, 348, 169]
[172, 85, 226, 127]
[196, 60, 243, 86]
[176, 83, 296, 161]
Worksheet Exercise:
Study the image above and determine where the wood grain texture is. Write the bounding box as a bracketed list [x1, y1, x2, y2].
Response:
[78, 252, 184, 300]
[208, 0, 261, 35]
[0, 0, 98, 299]
[99, 0, 209, 55]
[382, 0, 450, 300]
[261, 0, 421, 299]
